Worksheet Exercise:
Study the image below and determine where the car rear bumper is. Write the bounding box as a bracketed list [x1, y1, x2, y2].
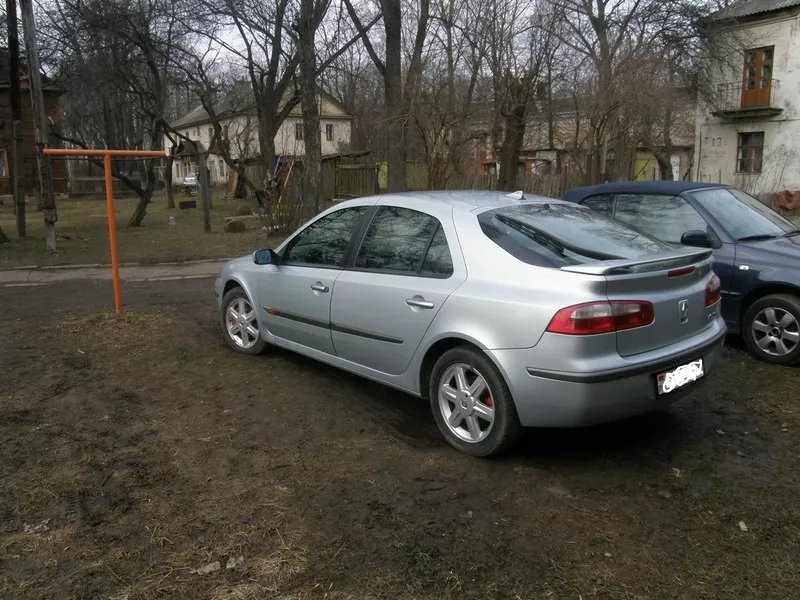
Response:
[493, 321, 726, 428]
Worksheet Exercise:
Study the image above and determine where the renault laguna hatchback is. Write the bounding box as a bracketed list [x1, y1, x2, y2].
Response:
[215, 191, 726, 456]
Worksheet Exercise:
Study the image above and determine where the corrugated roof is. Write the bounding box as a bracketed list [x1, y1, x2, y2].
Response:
[708, 0, 800, 21]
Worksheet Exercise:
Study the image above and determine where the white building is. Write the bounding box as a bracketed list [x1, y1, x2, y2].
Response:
[695, 0, 800, 196]
[165, 88, 353, 185]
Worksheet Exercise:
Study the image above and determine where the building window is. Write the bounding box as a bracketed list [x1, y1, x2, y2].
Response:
[325, 124, 334, 141]
[0, 149, 8, 178]
[737, 132, 764, 173]
[195, 127, 200, 137]
[208, 127, 213, 141]
[295, 123, 304, 140]
[218, 159, 224, 180]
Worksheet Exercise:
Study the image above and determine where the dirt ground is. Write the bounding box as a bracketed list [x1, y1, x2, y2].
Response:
[1, 294, 799, 599]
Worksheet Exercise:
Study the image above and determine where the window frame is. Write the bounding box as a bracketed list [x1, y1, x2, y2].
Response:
[0, 149, 9, 179]
[279, 205, 371, 270]
[325, 123, 334, 141]
[348, 205, 455, 279]
[295, 123, 304, 141]
[736, 131, 764, 173]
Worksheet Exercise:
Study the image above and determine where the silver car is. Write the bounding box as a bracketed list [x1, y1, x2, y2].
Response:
[214, 191, 726, 456]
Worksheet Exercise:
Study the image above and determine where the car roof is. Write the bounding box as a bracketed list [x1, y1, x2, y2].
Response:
[336, 190, 568, 214]
[562, 180, 727, 203]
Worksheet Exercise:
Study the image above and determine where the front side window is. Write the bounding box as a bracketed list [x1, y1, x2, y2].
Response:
[325, 124, 334, 141]
[692, 187, 796, 240]
[479, 203, 668, 268]
[355, 206, 450, 276]
[282, 206, 366, 267]
[614, 194, 708, 244]
[295, 123, 304, 140]
[737, 132, 764, 173]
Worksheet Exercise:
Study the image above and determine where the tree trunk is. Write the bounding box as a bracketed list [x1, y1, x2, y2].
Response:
[20, 0, 57, 251]
[165, 155, 175, 209]
[497, 102, 527, 191]
[298, 0, 324, 214]
[383, 0, 406, 192]
[198, 154, 212, 233]
[127, 190, 154, 228]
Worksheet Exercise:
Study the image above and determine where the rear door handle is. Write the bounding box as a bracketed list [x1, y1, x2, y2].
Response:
[405, 298, 434, 310]
[310, 282, 329, 293]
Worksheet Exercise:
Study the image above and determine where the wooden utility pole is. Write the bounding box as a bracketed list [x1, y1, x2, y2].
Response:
[6, 0, 26, 236]
[20, 0, 58, 251]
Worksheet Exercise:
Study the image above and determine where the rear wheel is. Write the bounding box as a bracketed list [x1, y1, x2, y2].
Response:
[429, 347, 522, 457]
[221, 287, 266, 355]
[743, 294, 800, 365]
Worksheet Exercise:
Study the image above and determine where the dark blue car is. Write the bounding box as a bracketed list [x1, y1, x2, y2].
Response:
[564, 181, 800, 365]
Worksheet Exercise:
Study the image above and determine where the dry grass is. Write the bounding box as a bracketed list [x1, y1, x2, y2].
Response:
[0, 191, 269, 268]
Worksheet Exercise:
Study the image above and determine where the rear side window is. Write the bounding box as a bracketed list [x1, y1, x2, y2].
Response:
[614, 194, 708, 244]
[581, 194, 614, 217]
[355, 206, 452, 276]
[479, 203, 669, 267]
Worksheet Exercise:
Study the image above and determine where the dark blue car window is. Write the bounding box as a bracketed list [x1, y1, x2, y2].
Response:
[692, 188, 796, 239]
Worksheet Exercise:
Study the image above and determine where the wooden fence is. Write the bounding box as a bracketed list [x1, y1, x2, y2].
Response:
[334, 164, 379, 198]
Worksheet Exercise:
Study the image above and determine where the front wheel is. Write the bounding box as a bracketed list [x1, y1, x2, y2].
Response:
[221, 287, 266, 355]
[429, 347, 522, 457]
[743, 294, 800, 365]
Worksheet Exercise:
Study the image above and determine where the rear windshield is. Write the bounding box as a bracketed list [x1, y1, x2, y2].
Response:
[479, 203, 670, 267]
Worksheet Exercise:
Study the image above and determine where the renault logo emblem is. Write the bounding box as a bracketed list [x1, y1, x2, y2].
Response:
[679, 299, 689, 324]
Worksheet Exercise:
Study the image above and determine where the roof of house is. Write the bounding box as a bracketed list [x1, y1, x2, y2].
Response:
[707, 0, 800, 22]
[170, 86, 352, 130]
[0, 48, 63, 93]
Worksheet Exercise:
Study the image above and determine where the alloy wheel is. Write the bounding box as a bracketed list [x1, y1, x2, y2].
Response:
[226, 297, 259, 350]
[751, 307, 800, 357]
[438, 363, 495, 443]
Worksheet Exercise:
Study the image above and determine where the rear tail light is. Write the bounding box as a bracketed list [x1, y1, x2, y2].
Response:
[705, 274, 721, 307]
[546, 301, 655, 335]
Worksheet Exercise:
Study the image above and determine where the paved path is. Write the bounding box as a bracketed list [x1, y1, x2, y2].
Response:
[0, 259, 227, 286]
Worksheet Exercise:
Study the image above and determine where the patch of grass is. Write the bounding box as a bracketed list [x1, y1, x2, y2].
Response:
[0, 191, 270, 268]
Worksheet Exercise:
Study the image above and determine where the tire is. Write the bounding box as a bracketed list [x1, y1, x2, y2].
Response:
[742, 293, 800, 366]
[429, 346, 522, 457]
[220, 287, 267, 355]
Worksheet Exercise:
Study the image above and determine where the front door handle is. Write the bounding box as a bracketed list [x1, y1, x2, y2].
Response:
[405, 298, 434, 310]
[310, 282, 329, 293]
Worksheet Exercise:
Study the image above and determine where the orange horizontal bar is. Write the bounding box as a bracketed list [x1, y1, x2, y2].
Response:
[43, 148, 166, 158]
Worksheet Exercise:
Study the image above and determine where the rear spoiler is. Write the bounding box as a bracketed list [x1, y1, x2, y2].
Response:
[561, 247, 713, 276]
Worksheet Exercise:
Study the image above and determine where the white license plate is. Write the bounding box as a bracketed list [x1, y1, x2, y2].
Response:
[657, 359, 704, 395]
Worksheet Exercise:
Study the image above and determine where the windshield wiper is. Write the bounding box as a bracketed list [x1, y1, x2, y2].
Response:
[737, 233, 780, 242]
[783, 229, 800, 237]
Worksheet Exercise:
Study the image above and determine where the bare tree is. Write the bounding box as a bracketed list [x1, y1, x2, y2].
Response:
[344, 0, 430, 192]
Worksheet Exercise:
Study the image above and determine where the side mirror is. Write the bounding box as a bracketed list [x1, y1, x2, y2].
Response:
[681, 230, 715, 248]
[253, 248, 280, 265]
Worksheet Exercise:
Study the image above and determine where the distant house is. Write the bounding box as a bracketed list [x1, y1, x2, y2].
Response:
[165, 86, 353, 186]
[466, 92, 695, 183]
[0, 48, 67, 195]
[695, 0, 800, 196]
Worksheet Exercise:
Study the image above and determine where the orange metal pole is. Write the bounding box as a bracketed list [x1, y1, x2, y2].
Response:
[103, 152, 123, 314]
[42, 147, 166, 315]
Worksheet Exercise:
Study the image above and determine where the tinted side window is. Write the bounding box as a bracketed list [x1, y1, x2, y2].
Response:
[355, 206, 441, 274]
[581, 194, 614, 217]
[615, 194, 707, 244]
[420, 226, 453, 276]
[283, 206, 366, 267]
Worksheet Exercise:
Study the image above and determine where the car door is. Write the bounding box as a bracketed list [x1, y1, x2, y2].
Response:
[258, 206, 368, 355]
[330, 205, 466, 375]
